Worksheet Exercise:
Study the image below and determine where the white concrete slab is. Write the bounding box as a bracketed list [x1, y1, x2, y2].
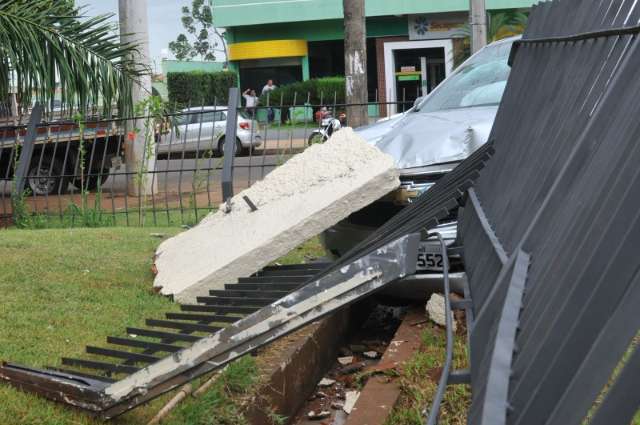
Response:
[153, 128, 400, 303]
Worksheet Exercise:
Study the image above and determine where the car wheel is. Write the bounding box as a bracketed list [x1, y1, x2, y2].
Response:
[217, 137, 243, 157]
[26, 157, 67, 196]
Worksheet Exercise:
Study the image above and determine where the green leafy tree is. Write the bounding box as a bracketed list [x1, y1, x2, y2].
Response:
[0, 0, 147, 116]
[169, 0, 226, 61]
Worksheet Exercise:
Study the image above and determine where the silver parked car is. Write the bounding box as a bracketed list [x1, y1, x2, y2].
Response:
[157, 106, 262, 157]
[322, 37, 517, 295]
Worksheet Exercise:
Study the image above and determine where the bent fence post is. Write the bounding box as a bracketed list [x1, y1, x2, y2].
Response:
[221, 87, 240, 202]
[13, 104, 43, 198]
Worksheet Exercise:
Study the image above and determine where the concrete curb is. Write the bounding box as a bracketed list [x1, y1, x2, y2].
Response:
[243, 304, 367, 424]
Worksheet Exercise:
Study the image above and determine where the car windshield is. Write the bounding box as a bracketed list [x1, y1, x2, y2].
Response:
[416, 40, 513, 113]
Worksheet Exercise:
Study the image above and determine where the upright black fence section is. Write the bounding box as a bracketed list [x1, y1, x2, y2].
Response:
[0, 95, 413, 229]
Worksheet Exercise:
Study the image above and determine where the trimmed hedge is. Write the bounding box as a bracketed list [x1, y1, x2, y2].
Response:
[167, 71, 237, 108]
[258, 77, 345, 106]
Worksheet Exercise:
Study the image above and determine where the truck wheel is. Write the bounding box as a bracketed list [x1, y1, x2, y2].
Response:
[26, 158, 66, 196]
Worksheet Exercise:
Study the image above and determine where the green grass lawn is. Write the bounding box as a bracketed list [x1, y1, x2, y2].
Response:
[385, 323, 470, 425]
[0, 227, 185, 424]
[0, 227, 325, 425]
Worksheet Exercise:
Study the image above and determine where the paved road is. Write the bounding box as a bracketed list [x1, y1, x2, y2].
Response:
[262, 126, 316, 142]
[0, 153, 286, 196]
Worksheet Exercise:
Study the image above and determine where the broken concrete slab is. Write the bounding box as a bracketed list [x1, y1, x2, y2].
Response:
[153, 127, 399, 303]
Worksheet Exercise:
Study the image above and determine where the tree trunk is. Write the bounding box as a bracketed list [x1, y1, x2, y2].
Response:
[469, 0, 488, 53]
[343, 0, 368, 128]
[118, 0, 156, 197]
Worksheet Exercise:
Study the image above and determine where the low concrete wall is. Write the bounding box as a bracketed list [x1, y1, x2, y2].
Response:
[244, 303, 370, 424]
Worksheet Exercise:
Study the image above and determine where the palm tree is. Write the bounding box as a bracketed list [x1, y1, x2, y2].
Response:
[453, 10, 529, 67]
[487, 11, 528, 42]
[0, 0, 146, 117]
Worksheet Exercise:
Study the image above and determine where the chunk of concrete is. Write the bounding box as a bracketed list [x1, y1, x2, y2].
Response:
[153, 128, 399, 303]
[343, 390, 360, 414]
[318, 378, 336, 387]
[338, 356, 354, 366]
[426, 293, 457, 331]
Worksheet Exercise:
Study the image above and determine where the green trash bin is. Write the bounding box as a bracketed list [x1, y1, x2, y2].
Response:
[256, 107, 281, 123]
[288, 104, 313, 124]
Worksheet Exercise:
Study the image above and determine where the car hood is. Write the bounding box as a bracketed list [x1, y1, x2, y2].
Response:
[369, 106, 498, 170]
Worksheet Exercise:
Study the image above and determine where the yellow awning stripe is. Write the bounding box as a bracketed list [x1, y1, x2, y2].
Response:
[228, 39, 308, 61]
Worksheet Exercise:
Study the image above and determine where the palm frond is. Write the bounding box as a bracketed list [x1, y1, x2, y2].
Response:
[453, 11, 529, 43]
[0, 0, 148, 117]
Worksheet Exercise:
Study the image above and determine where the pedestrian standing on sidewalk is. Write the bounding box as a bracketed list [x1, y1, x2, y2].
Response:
[242, 89, 258, 118]
[262, 79, 277, 123]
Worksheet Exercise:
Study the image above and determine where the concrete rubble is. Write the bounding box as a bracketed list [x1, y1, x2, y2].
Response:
[343, 390, 360, 414]
[426, 293, 457, 331]
[337, 356, 354, 366]
[307, 410, 331, 420]
[153, 128, 400, 303]
[318, 378, 336, 387]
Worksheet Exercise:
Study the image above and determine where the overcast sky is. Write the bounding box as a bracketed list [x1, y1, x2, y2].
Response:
[78, 0, 225, 72]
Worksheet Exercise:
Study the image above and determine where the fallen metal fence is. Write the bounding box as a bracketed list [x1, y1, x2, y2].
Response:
[0, 94, 412, 229]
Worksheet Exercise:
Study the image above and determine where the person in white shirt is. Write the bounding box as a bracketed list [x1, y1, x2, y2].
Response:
[261, 79, 277, 95]
[261, 80, 277, 122]
[242, 89, 258, 117]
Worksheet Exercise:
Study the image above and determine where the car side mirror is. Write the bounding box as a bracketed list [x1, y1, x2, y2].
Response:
[413, 96, 424, 109]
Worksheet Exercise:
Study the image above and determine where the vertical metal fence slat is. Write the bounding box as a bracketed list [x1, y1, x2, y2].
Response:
[147, 113, 158, 227]
[259, 103, 269, 180]
[110, 122, 123, 225]
[177, 102, 191, 224]
[276, 93, 284, 160]
[163, 102, 178, 225]
[204, 97, 217, 211]
[288, 92, 297, 161]
[104, 123, 117, 225]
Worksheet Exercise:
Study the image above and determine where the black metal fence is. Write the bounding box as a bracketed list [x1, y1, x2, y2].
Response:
[0, 93, 413, 229]
[427, 0, 640, 424]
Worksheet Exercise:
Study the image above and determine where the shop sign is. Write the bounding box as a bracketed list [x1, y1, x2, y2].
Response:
[409, 15, 465, 40]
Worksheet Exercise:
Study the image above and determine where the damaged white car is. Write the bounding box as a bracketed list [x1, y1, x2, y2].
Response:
[322, 36, 517, 296]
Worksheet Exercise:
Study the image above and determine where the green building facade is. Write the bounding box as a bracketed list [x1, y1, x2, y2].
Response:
[213, 0, 535, 111]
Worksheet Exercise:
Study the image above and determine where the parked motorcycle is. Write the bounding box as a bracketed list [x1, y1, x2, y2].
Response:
[308, 109, 346, 144]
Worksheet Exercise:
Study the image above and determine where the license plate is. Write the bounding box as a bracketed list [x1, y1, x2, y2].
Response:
[416, 243, 447, 272]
